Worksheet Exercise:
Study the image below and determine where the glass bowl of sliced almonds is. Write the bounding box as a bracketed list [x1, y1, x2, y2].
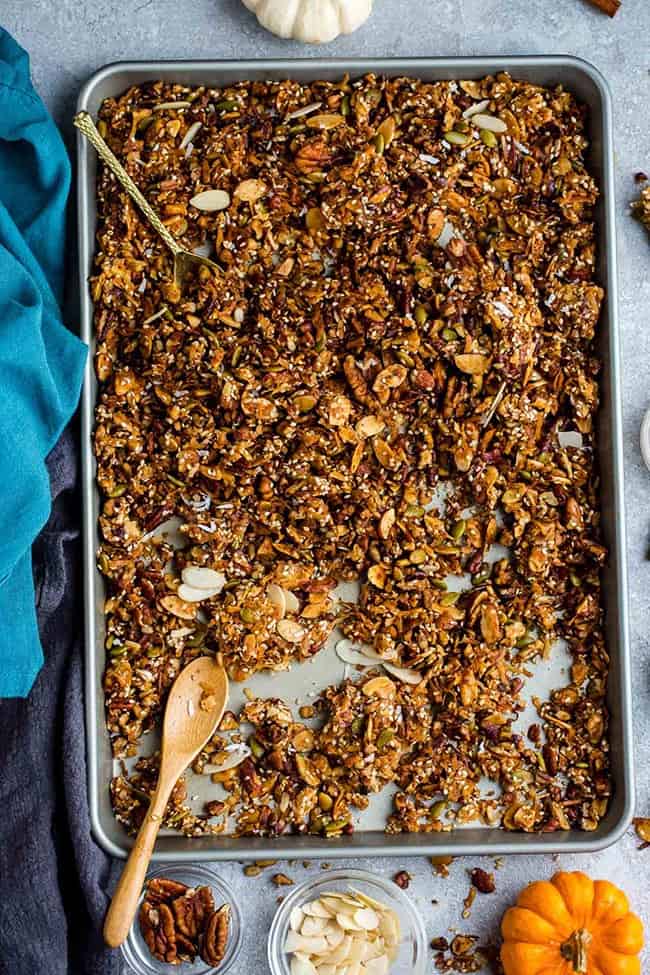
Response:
[267, 869, 427, 975]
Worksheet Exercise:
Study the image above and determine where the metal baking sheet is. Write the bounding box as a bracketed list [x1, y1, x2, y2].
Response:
[77, 56, 633, 860]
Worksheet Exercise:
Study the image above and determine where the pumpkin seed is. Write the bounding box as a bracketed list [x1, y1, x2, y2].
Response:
[351, 716, 364, 735]
[318, 792, 333, 811]
[376, 729, 395, 749]
[248, 735, 265, 759]
[374, 133, 385, 155]
[410, 548, 427, 565]
[440, 591, 461, 606]
[306, 113, 344, 130]
[451, 519, 466, 541]
[324, 818, 349, 835]
[107, 483, 127, 498]
[472, 566, 492, 585]
[442, 327, 458, 341]
[480, 129, 498, 147]
[396, 350, 415, 367]
[240, 606, 256, 624]
[414, 303, 428, 326]
[444, 130, 470, 146]
[431, 799, 449, 818]
[215, 98, 239, 111]
[341, 95, 350, 116]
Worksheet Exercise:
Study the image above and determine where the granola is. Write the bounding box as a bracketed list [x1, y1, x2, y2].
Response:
[93, 72, 610, 839]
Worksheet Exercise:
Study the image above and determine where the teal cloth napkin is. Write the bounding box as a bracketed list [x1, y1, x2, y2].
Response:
[0, 29, 87, 697]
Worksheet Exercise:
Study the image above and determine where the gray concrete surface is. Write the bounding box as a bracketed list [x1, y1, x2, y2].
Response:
[3, 0, 650, 970]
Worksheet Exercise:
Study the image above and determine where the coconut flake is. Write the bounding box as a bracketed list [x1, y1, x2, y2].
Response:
[435, 220, 456, 249]
[492, 300, 514, 318]
[558, 430, 584, 449]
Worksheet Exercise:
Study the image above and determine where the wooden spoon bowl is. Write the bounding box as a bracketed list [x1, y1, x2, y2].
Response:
[103, 656, 228, 948]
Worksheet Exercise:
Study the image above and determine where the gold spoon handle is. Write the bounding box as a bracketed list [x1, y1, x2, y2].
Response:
[74, 110, 181, 257]
[103, 778, 173, 948]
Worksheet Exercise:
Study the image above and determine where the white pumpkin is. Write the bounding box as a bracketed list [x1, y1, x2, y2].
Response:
[241, 0, 373, 44]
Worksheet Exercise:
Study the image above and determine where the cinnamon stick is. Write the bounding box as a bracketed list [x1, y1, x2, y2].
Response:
[585, 0, 620, 16]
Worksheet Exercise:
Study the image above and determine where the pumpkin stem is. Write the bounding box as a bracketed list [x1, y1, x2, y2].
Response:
[560, 928, 593, 974]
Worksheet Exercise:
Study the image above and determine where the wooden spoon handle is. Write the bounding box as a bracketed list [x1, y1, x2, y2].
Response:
[103, 787, 170, 948]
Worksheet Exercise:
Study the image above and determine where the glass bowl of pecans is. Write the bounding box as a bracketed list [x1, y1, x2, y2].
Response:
[121, 864, 242, 974]
[267, 868, 427, 975]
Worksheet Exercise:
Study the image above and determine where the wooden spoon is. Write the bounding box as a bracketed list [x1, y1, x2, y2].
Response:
[103, 656, 228, 948]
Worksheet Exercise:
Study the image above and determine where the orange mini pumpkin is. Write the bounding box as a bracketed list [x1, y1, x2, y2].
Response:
[501, 870, 644, 975]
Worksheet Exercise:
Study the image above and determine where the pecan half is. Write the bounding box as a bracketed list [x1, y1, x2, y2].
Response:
[200, 904, 230, 966]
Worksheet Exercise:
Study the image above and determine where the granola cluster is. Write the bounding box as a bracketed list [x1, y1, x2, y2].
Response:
[94, 72, 610, 839]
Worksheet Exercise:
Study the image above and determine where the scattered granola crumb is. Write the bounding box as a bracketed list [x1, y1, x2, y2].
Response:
[633, 817, 650, 845]
[470, 867, 496, 893]
[393, 870, 411, 889]
[271, 873, 294, 887]
[431, 855, 454, 878]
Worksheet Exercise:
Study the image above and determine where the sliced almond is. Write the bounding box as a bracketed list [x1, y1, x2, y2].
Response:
[234, 178, 267, 203]
[303, 899, 334, 919]
[283, 588, 301, 614]
[326, 935, 353, 965]
[335, 640, 374, 667]
[472, 113, 508, 133]
[180, 120, 202, 150]
[454, 352, 491, 375]
[336, 912, 364, 931]
[378, 508, 395, 539]
[355, 415, 385, 439]
[462, 98, 490, 119]
[378, 911, 400, 947]
[353, 908, 379, 930]
[189, 188, 230, 212]
[286, 101, 322, 120]
[290, 906, 305, 932]
[181, 565, 225, 590]
[160, 594, 196, 619]
[367, 564, 387, 589]
[267, 583, 287, 618]
[177, 582, 222, 603]
[302, 915, 329, 937]
[291, 956, 318, 975]
[285, 932, 329, 955]
[382, 661, 423, 685]
[361, 676, 396, 699]
[364, 955, 390, 975]
[277, 619, 305, 643]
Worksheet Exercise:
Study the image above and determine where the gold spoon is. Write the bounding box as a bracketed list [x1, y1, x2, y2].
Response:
[103, 656, 229, 948]
[73, 110, 223, 290]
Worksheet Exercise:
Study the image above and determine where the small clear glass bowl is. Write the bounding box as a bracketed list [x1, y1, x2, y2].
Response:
[267, 869, 427, 975]
[121, 863, 242, 975]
